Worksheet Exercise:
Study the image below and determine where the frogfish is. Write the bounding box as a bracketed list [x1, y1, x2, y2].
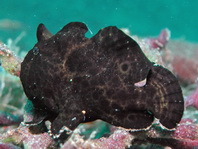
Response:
[20, 22, 184, 138]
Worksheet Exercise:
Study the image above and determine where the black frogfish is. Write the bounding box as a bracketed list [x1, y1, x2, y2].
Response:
[20, 22, 184, 139]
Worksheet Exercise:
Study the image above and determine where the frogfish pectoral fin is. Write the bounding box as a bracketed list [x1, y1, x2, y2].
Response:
[50, 110, 85, 138]
[100, 110, 154, 131]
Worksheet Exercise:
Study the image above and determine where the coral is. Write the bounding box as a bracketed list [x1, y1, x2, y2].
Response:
[0, 19, 22, 30]
[22, 128, 53, 149]
[0, 42, 21, 77]
[0, 142, 21, 149]
[61, 119, 198, 149]
[185, 85, 198, 109]
[62, 128, 134, 149]
[171, 56, 198, 84]
[0, 111, 22, 126]
[0, 126, 53, 149]
[145, 28, 171, 50]
[1, 120, 198, 149]
[172, 118, 198, 149]
[165, 40, 198, 84]
[173, 118, 198, 140]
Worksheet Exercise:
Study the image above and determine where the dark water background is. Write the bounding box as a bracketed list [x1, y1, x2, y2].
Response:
[0, 0, 197, 52]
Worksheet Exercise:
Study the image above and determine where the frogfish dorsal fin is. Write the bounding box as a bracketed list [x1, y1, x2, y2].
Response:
[58, 22, 88, 38]
[37, 24, 53, 42]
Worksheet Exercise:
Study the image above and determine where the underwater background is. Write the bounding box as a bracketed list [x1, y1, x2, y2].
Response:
[0, 0, 198, 149]
[0, 0, 197, 51]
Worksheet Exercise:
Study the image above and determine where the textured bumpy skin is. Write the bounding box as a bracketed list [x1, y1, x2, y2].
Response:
[20, 22, 184, 136]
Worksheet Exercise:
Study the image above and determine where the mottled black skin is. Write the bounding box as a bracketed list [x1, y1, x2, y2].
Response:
[20, 22, 184, 136]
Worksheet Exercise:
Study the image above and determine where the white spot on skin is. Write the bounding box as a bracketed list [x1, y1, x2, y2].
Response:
[82, 110, 86, 121]
[71, 117, 76, 121]
[33, 47, 39, 55]
[82, 110, 86, 115]
[153, 63, 161, 67]
[21, 119, 43, 126]
[45, 120, 52, 134]
[88, 27, 93, 35]
[134, 78, 147, 87]
[52, 126, 73, 139]
[85, 74, 91, 78]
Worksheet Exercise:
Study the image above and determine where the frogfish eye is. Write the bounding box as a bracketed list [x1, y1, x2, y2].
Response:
[119, 62, 130, 73]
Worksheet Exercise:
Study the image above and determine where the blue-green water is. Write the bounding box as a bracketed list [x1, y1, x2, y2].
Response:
[0, 0, 197, 52]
